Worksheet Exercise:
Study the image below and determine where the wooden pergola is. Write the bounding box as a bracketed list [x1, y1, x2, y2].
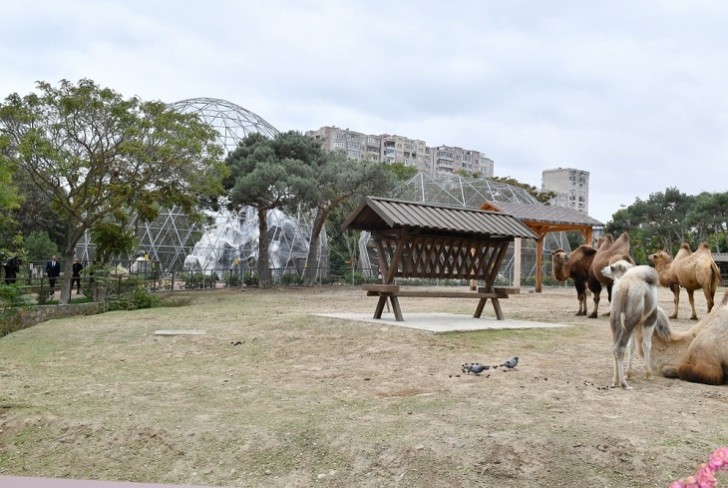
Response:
[480, 201, 604, 292]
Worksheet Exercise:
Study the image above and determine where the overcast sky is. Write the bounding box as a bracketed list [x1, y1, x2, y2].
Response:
[2, 0, 728, 224]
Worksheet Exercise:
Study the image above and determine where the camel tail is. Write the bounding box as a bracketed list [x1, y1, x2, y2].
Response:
[677, 363, 725, 386]
[709, 260, 721, 295]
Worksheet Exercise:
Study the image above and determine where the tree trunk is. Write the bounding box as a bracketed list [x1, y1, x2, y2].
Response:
[59, 249, 75, 305]
[303, 206, 329, 286]
[257, 207, 271, 288]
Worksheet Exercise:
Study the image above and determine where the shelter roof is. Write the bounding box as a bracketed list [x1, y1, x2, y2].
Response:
[713, 252, 728, 263]
[343, 197, 538, 240]
[480, 201, 604, 228]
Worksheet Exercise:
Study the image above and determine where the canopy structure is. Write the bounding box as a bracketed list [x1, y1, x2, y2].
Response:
[345, 197, 537, 283]
[344, 197, 538, 320]
[480, 201, 604, 292]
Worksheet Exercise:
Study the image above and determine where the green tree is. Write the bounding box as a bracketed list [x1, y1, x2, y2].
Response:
[8, 168, 67, 250]
[686, 192, 728, 250]
[225, 131, 322, 288]
[491, 176, 556, 204]
[385, 162, 419, 182]
[301, 151, 395, 285]
[0, 156, 19, 238]
[0, 79, 225, 304]
[24, 230, 59, 261]
[90, 220, 137, 265]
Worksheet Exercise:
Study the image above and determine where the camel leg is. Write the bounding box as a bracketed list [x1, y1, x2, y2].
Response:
[589, 292, 600, 319]
[611, 314, 632, 388]
[687, 289, 698, 320]
[602, 283, 613, 317]
[625, 336, 635, 380]
[702, 286, 715, 314]
[641, 323, 655, 380]
[670, 285, 680, 319]
[576, 282, 587, 316]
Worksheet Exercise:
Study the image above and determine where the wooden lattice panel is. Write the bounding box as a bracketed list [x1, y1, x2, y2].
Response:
[373, 232, 510, 282]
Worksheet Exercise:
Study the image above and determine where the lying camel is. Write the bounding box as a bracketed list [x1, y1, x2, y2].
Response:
[648, 242, 721, 320]
[551, 245, 598, 316]
[606, 260, 660, 388]
[588, 232, 634, 318]
[635, 289, 728, 385]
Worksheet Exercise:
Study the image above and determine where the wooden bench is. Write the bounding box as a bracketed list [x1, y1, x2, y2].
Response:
[362, 284, 509, 322]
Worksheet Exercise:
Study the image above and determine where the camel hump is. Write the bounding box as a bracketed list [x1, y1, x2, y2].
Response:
[680, 243, 692, 252]
[696, 242, 712, 253]
[580, 245, 598, 257]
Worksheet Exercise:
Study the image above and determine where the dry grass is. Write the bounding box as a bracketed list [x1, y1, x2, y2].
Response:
[0, 285, 727, 487]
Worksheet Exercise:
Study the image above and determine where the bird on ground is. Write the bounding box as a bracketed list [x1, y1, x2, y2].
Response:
[500, 356, 519, 369]
[462, 363, 490, 375]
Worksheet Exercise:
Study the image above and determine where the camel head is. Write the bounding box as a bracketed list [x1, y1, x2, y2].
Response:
[551, 249, 569, 281]
[601, 259, 634, 281]
[648, 250, 672, 268]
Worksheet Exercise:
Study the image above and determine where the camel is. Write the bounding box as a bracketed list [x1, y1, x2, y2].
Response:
[607, 261, 660, 388]
[635, 289, 728, 385]
[551, 245, 598, 316]
[648, 243, 720, 320]
[588, 232, 634, 318]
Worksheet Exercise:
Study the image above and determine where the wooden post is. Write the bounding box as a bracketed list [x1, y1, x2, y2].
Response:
[513, 237, 522, 289]
[535, 237, 544, 293]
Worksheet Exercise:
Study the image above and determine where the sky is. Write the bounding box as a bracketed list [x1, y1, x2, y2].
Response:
[2, 0, 728, 224]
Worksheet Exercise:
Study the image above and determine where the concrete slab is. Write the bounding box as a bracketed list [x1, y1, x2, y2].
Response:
[153, 330, 206, 336]
[314, 312, 569, 333]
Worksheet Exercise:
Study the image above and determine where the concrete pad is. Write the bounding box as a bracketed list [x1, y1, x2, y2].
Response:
[314, 312, 569, 333]
[153, 330, 206, 336]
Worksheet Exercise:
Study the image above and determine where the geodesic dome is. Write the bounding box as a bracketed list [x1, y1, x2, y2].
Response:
[358, 172, 572, 285]
[170, 97, 279, 153]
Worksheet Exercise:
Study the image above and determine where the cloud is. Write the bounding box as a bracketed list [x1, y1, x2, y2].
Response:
[3, 0, 728, 224]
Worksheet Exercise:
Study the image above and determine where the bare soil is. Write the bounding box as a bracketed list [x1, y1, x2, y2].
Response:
[1, 284, 727, 487]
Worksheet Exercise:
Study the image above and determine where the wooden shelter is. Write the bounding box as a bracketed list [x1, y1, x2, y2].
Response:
[343, 197, 538, 321]
[480, 201, 604, 292]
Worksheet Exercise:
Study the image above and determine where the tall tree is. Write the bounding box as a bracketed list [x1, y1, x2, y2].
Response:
[0, 79, 225, 304]
[490, 175, 556, 203]
[225, 131, 322, 288]
[0, 154, 19, 240]
[301, 151, 395, 285]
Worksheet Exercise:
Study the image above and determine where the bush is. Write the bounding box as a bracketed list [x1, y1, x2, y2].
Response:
[0, 283, 30, 311]
[243, 272, 258, 287]
[183, 272, 218, 289]
[223, 271, 241, 288]
[107, 284, 159, 311]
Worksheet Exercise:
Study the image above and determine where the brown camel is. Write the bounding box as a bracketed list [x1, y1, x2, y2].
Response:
[648, 242, 720, 320]
[635, 289, 728, 385]
[551, 245, 598, 316]
[588, 232, 634, 318]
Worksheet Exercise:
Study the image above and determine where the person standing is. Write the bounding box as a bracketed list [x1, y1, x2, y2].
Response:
[45, 255, 61, 295]
[4, 256, 20, 285]
[71, 258, 83, 294]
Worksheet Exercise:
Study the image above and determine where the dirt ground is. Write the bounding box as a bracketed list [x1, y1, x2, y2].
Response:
[0, 284, 727, 487]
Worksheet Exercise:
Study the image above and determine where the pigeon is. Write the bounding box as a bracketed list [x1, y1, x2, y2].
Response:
[461, 362, 490, 375]
[500, 356, 519, 369]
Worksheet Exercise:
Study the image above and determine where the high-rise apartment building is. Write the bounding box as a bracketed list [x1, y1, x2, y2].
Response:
[380, 134, 430, 171]
[306, 126, 494, 177]
[431, 145, 494, 177]
[541, 168, 589, 214]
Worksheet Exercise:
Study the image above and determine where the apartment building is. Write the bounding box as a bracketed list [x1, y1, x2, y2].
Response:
[541, 167, 589, 214]
[431, 145, 494, 177]
[380, 134, 430, 171]
[306, 126, 493, 177]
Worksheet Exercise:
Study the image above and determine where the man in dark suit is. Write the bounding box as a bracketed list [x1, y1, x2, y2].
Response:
[45, 255, 61, 295]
